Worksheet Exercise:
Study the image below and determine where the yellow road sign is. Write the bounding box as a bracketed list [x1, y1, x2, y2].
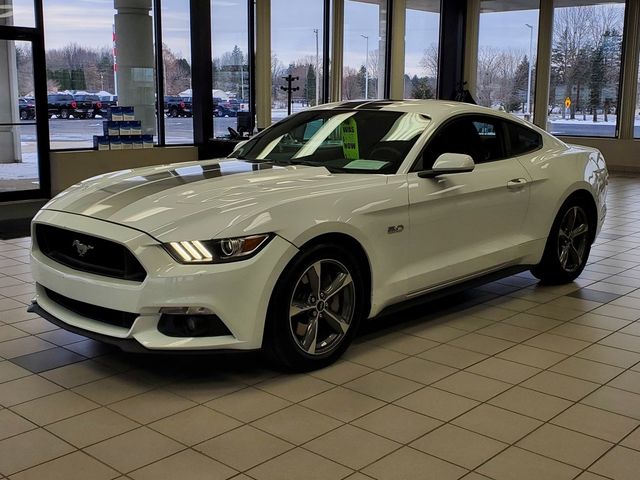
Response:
[565, 97, 571, 108]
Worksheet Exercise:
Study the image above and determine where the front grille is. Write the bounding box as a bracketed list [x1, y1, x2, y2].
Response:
[44, 287, 138, 329]
[35, 224, 146, 282]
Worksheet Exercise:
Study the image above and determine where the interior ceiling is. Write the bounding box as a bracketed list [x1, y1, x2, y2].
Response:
[354, 0, 624, 14]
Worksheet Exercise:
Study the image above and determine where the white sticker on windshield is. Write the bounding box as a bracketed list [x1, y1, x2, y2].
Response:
[344, 160, 390, 170]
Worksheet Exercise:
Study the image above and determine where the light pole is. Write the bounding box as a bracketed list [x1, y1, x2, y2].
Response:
[360, 34, 369, 99]
[313, 29, 319, 106]
[525, 23, 534, 118]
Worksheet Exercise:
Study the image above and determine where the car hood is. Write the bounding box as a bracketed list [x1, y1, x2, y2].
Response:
[43, 159, 386, 241]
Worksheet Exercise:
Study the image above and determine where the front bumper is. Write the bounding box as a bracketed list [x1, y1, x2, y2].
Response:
[30, 209, 299, 352]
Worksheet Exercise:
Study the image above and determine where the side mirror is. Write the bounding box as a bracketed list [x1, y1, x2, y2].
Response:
[418, 153, 475, 178]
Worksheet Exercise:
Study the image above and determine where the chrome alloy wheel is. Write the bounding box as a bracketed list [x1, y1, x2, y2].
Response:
[557, 205, 589, 273]
[288, 259, 356, 356]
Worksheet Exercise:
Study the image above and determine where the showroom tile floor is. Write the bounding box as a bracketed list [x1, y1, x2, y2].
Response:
[2, 176, 640, 479]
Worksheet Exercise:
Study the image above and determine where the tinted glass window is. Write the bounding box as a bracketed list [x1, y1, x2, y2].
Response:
[417, 116, 506, 170]
[507, 122, 542, 156]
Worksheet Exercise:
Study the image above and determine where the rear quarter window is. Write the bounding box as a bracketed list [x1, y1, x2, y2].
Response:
[507, 122, 542, 156]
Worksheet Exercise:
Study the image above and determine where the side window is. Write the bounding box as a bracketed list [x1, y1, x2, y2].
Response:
[507, 122, 542, 157]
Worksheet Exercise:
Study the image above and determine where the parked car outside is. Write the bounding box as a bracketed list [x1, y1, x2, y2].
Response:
[213, 97, 237, 117]
[164, 96, 193, 117]
[73, 94, 106, 118]
[47, 93, 92, 119]
[29, 100, 608, 370]
[19, 97, 36, 120]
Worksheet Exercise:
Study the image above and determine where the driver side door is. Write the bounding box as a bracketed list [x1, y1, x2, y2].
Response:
[406, 115, 532, 294]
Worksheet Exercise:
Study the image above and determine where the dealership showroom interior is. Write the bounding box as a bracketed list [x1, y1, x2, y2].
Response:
[4, 0, 640, 478]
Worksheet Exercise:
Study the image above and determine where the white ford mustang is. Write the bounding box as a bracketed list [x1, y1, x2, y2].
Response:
[29, 100, 608, 369]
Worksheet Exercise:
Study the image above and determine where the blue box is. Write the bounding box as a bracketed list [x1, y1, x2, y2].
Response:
[109, 135, 122, 150]
[122, 106, 135, 121]
[119, 122, 132, 135]
[121, 135, 133, 150]
[93, 135, 109, 151]
[133, 136, 143, 149]
[103, 121, 120, 136]
[143, 134, 154, 148]
[109, 106, 123, 121]
[129, 120, 142, 135]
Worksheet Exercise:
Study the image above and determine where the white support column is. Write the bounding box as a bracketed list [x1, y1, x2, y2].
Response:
[533, 0, 553, 131]
[255, 0, 271, 129]
[388, 0, 405, 100]
[463, 0, 480, 98]
[618, 0, 640, 140]
[114, 0, 156, 135]
[331, 0, 344, 102]
[0, 0, 21, 164]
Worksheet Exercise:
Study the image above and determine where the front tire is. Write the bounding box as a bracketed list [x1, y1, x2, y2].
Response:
[531, 197, 593, 284]
[264, 245, 367, 371]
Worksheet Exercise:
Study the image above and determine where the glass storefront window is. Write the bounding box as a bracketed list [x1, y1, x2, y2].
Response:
[0, 0, 35, 28]
[342, 0, 387, 100]
[271, 0, 324, 122]
[404, 0, 440, 99]
[44, 0, 157, 149]
[549, 0, 625, 137]
[477, 1, 539, 121]
[212, 0, 249, 139]
[162, 2, 192, 144]
[0, 40, 39, 192]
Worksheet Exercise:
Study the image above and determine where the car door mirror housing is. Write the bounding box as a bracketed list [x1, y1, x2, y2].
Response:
[418, 153, 476, 178]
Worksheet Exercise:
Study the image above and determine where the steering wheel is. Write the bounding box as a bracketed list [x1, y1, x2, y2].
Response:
[368, 145, 401, 161]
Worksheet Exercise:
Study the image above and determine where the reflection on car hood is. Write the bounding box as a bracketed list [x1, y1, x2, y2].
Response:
[43, 159, 384, 240]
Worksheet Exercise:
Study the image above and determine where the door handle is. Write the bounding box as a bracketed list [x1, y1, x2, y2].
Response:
[507, 178, 528, 189]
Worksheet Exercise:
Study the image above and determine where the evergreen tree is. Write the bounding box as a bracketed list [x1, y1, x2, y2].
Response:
[589, 43, 605, 122]
[410, 76, 434, 99]
[305, 64, 316, 106]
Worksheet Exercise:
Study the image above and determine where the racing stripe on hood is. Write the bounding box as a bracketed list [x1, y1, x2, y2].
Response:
[58, 160, 275, 219]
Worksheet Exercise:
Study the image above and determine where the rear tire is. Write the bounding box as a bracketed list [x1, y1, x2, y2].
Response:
[60, 109, 69, 119]
[531, 197, 594, 284]
[264, 244, 367, 371]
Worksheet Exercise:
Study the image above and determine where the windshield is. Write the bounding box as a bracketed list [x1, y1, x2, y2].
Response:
[231, 109, 430, 174]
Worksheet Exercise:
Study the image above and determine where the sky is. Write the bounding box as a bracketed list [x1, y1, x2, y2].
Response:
[6, 0, 548, 79]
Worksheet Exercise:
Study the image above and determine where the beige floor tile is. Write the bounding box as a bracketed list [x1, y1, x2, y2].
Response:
[517, 424, 612, 468]
[0, 325, 29, 342]
[447, 333, 515, 356]
[251, 404, 341, 444]
[465, 357, 540, 384]
[477, 446, 580, 480]
[433, 371, 511, 402]
[607, 369, 640, 394]
[551, 403, 640, 443]
[452, 404, 542, 443]
[352, 404, 442, 443]
[301, 387, 385, 422]
[0, 336, 55, 359]
[148, 405, 242, 445]
[496, 344, 567, 368]
[9, 451, 118, 480]
[599, 332, 640, 353]
[548, 323, 610, 342]
[109, 389, 196, 424]
[164, 376, 246, 404]
[475, 323, 538, 342]
[401, 323, 467, 343]
[621, 425, 640, 450]
[502, 312, 564, 331]
[85, 427, 183, 473]
[344, 371, 422, 402]
[620, 321, 640, 336]
[0, 360, 30, 383]
[196, 425, 292, 471]
[247, 448, 352, 480]
[581, 386, 640, 419]
[0, 409, 36, 441]
[13, 318, 57, 335]
[418, 344, 488, 369]
[550, 356, 624, 384]
[526, 304, 583, 321]
[310, 360, 373, 385]
[439, 315, 494, 332]
[411, 424, 507, 469]
[11, 390, 99, 426]
[255, 374, 334, 403]
[45, 407, 140, 448]
[464, 305, 517, 321]
[382, 357, 457, 385]
[521, 371, 599, 401]
[305, 424, 400, 470]
[0, 428, 74, 476]
[341, 343, 408, 369]
[486, 297, 539, 312]
[205, 387, 291, 423]
[362, 446, 467, 480]
[71, 373, 155, 405]
[40, 360, 116, 389]
[394, 386, 479, 421]
[367, 332, 439, 355]
[589, 446, 640, 480]
[0, 375, 62, 407]
[546, 296, 603, 312]
[524, 333, 590, 355]
[576, 343, 640, 368]
[571, 312, 631, 331]
[592, 304, 640, 321]
[488, 386, 572, 421]
[575, 473, 613, 480]
[129, 449, 236, 480]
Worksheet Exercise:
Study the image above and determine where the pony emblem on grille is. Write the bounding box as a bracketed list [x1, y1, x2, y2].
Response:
[71, 240, 94, 257]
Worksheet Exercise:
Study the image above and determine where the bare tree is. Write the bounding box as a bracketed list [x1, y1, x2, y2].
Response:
[419, 43, 439, 79]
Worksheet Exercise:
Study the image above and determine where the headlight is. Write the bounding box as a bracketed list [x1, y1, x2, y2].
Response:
[164, 234, 272, 264]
